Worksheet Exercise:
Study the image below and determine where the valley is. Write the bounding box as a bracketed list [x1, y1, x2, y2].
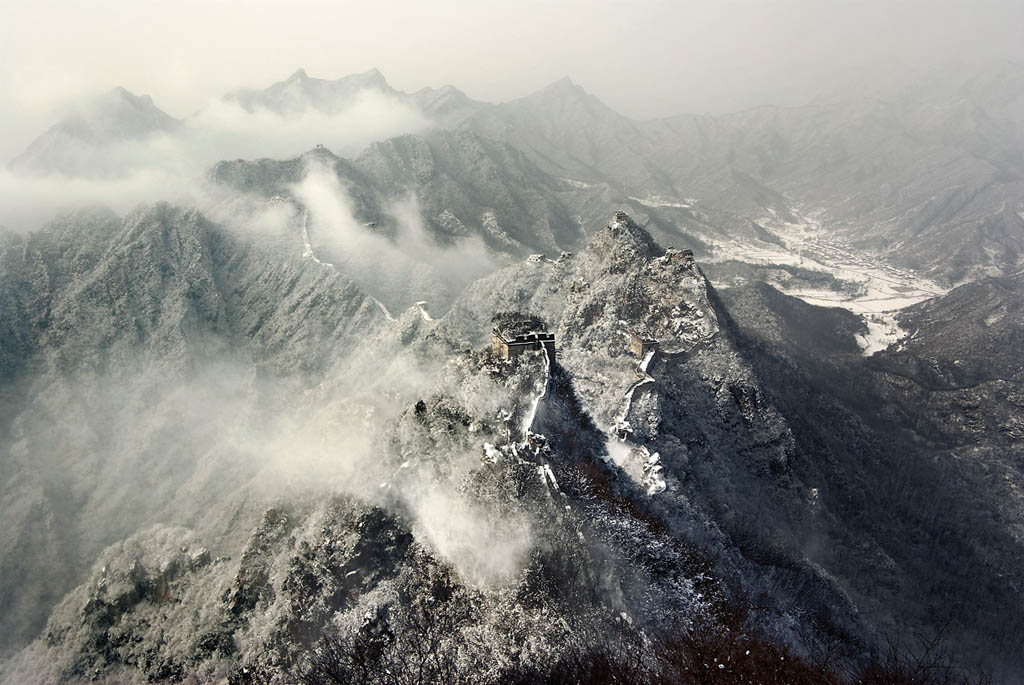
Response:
[705, 207, 948, 354]
[1, 56, 1022, 683]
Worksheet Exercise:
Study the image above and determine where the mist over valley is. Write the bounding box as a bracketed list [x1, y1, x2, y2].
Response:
[2, 3, 1024, 682]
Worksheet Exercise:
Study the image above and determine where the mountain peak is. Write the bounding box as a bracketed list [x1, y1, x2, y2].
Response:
[515, 76, 625, 121]
[582, 211, 661, 267]
[540, 76, 585, 97]
[608, 210, 655, 241]
[288, 68, 309, 81]
[9, 86, 179, 175]
[300, 144, 340, 163]
[351, 67, 389, 89]
[105, 87, 157, 108]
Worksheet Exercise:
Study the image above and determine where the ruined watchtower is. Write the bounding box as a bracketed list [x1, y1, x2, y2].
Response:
[491, 327, 556, 360]
[629, 331, 659, 358]
[661, 247, 694, 264]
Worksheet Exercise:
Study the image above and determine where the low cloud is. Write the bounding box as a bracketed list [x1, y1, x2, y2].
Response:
[187, 90, 428, 162]
[407, 483, 533, 587]
[0, 88, 428, 231]
[291, 159, 500, 313]
[0, 166, 198, 230]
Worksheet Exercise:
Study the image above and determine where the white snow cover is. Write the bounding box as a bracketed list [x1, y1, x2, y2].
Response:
[482, 442, 502, 464]
[371, 297, 395, 321]
[297, 205, 400, 324]
[300, 209, 333, 266]
[521, 346, 551, 435]
[710, 207, 947, 356]
[628, 195, 692, 209]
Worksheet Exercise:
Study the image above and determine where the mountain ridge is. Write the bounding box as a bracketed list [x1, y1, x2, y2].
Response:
[3, 60, 1024, 682]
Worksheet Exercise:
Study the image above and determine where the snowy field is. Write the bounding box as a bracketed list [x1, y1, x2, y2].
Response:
[708, 209, 947, 355]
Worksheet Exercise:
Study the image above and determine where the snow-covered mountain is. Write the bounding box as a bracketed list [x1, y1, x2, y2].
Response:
[225, 67, 486, 129]
[14, 64, 1021, 283]
[3, 62, 1024, 682]
[8, 88, 180, 177]
[225, 68, 399, 115]
[1, 210, 1022, 681]
[455, 66, 1024, 285]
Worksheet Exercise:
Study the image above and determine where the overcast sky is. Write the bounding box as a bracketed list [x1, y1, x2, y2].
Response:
[1, 0, 1023, 160]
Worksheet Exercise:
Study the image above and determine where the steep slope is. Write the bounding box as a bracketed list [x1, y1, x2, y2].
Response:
[440, 213, 1024, 676]
[356, 129, 584, 251]
[1, 342, 731, 683]
[208, 130, 776, 318]
[720, 277, 1024, 679]
[3, 211, 1019, 681]
[11, 63, 1024, 283]
[211, 70, 797, 253]
[224, 67, 487, 128]
[409, 84, 487, 128]
[0, 202, 408, 659]
[666, 94, 1024, 283]
[211, 130, 584, 255]
[463, 78, 674, 195]
[460, 65, 1024, 283]
[884, 272, 1024, 394]
[649, 64, 1024, 282]
[16, 64, 1019, 285]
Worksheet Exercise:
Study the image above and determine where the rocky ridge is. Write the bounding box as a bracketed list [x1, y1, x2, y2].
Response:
[1, 210, 1022, 682]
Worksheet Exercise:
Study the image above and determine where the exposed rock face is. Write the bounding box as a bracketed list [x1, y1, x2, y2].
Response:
[12, 62, 1024, 282]
[438, 213, 1024, 677]
[4, 58, 1024, 682]
[210, 129, 586, 258]
[720, 273, 1024, 678]
[3, 344, 721, 683]
[0, 202, 395, 659]
[200, 61, 1024, 295]
[1, 209, 1022, 682]
[358, 129, 584, 252]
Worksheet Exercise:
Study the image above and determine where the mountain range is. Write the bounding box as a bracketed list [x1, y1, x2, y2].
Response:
[2, 63, 1023, 682]
[13, 64, 1024, 283]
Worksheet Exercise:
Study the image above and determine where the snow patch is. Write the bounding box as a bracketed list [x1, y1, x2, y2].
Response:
[712, 207, 945, 354]
[643, 450, 666, 495]
[371, 297, 395, 321]
[521, 346, 551, 435]
[482, 442, 502, 464]
[854, 312, 906, 356]
[300, 209, 333, 266]
[629, 195, 692, 209]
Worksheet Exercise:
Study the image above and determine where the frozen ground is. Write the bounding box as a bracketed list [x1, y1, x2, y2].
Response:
[707, 208, 946, 355]
[629, 195, 694, 209]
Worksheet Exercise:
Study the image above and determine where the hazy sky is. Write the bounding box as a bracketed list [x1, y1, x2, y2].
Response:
[2, 0, 1023, 160]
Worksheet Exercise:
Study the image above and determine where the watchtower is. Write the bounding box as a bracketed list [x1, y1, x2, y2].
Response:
[629, 331, 659, 358]
[491, 327, 556, 360]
